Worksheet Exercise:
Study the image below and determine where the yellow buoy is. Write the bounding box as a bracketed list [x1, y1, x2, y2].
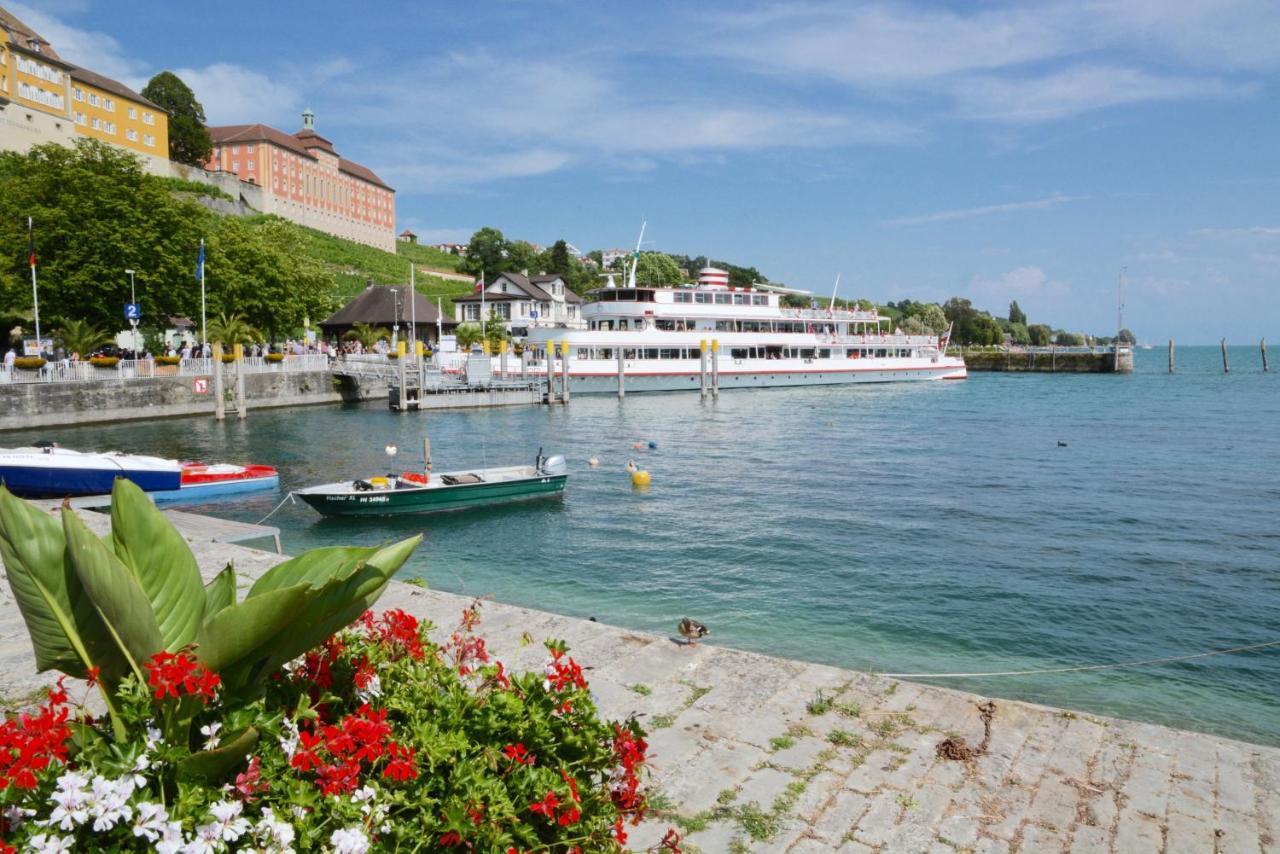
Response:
[631, 469, 651, 488]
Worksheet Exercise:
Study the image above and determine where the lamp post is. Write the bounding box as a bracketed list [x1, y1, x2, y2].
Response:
[125, 268, 139, 352]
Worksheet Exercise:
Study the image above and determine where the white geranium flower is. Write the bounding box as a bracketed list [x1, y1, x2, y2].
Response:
[355, 672, 382, 702]
[188, 821, 221, 854]
[200, 721, 223, 750]
[46, 771, 91, 830]
[4, 804, 33, 829]
[207, 799, 251, 841]
[351, 786, 376, 803]
[254, 806, 297, 851]
[27, 833, 75, 853]
[329, 826, 371, 854]
[145, 723, 163, 750]
[133, 801, 170, 842]
[88, 774, 133, 831]
[154, 820, 186, 854]
[279, 717, 300, 760]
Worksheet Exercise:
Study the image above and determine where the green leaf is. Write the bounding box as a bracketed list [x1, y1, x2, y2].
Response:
[109, 478, 205, 650]
[62, 508, 164, 677]
[176, 726, 259, 783]
[245, 546, 375, 599]
[0, 488, 126, 680]
[203, 565, 236, 620]
[194, 583, 315, 675]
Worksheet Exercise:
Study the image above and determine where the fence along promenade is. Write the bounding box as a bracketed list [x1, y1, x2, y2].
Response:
[0, 354, 331, 384]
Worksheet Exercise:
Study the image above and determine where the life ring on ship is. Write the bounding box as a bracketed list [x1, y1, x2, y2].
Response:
[400, 471, 429, 485]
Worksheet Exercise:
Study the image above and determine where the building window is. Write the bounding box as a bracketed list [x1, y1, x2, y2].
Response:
[104, 121, 116, 135]
[72, 86, 83, 101]
[247, 145, 254, 154]
[143, 112, 154, 125]
[144, 134, 155, 147]
[247, 159, 255, 170]
[103, 97, 114, 112]
[87, 92, 99, 106]
[128, 106, 136, 119]
[126, 129, 137, 141]
[90, 117, 100, 130]
[74, 112, 86, 125]
[231, 145, 239, 154]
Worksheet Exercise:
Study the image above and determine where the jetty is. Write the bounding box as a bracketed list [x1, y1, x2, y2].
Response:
[0, 509, 1274, 852]
[952, 346, 1134, 374]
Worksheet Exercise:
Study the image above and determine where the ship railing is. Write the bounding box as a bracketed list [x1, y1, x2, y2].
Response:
[779, 308, 882, 322]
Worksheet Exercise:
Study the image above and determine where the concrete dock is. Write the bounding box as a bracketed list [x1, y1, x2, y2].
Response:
[1, 511, 1276, 853]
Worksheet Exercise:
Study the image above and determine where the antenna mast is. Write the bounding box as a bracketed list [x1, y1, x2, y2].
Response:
[626, 220, 646, 289]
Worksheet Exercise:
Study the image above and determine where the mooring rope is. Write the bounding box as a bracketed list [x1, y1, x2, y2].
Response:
[254, 491, 296, 526]
[880, 639, 1280, 679]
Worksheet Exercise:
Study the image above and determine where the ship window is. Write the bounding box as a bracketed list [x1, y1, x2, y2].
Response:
[752, 295, 768, 305]
[659, 348, 681, 359]
[818, 349, 830, 358]
[801, 349, 816, 358]
[715, 321, 731, 331]
[600, 348, 613, 359]
[656, 319, 676, 330]
[624, 349, 637, 359]
[644, 349, 659, 359]
[576, 348, 592, 359]
[714, 293, 731, 304]
[734, 294, 749, 305]
[876, 349, 887, 358]
[731, 348, 748, 359]
[674, 292, 692, 303]
[618, 320, 629, 330]
[695, 293, 712, 304]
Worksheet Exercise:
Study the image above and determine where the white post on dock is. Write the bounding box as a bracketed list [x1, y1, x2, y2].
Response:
[711, 339, 720, 398]
[1168, 339, 1175, 373]
[616, 346, 626, 399]
[699, 339, 708, 400]
[560, 339, 570, 404]
[1221, 338, 1230, 373]
[212, 342, 225, 421]
[545, 344, 555, 403]
[234, 343, 247, 420]
[398, 340, 408, 412]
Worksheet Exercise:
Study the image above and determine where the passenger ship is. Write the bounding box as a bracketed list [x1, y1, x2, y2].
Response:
[522, 267, 966, 393]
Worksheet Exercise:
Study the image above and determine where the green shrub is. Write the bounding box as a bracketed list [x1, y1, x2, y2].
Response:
[12, 357, 45, 370]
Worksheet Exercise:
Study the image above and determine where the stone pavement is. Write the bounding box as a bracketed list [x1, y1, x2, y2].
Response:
[0, 509, 1277, 853]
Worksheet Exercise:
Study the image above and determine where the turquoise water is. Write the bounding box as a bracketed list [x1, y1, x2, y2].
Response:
[9, 347, 1278, 744]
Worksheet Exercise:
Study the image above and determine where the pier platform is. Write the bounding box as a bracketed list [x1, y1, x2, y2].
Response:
[0, 512, 1274, 852]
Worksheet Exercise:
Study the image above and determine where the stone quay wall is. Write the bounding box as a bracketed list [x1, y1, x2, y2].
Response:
[959, 349, 1134, 373]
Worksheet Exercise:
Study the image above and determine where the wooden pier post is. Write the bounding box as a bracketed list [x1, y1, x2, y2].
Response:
[1262, 338, 1269, 372]
[1168, 339, 1175, 373]
[711, 339, 720, 398]
[1221, 338, 1230, 373]
[699, 339, 708, 400]
[234, 343, 247, 420]
[560, 340, 570, 404]
[616, 347, 625, 399]
[212, 343, 225, 421]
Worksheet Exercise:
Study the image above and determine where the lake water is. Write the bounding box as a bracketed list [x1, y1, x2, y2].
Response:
[9, 346, 1278, 744]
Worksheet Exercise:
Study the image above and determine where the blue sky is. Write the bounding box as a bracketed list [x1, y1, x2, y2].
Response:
[17, 0, 1280, 342]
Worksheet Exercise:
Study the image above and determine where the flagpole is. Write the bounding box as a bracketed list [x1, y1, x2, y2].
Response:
[409, 260, 416, 351]
[28, 218, 41, 355]
[199, 238, 207, 352]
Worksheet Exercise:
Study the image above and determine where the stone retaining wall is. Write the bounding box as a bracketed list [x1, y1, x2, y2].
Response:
[960, 349, 1134, 373]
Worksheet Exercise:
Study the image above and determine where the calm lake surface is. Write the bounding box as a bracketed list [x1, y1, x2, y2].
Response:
[11, 346, 1279, 744]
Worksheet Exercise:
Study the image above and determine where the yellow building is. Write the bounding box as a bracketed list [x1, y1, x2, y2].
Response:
[0, 6, 169, 163]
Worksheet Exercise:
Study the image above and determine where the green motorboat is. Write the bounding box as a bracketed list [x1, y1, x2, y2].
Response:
[295, 446, 568, 517]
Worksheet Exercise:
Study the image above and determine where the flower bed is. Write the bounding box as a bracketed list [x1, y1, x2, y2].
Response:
[89, 356, 120, 368]
[266, 353, 285, 363]
[220, 353, 237, 364]
[0, 482, 675, 853]
[12, 357, 45, 370]
[154, 355, 181, 366]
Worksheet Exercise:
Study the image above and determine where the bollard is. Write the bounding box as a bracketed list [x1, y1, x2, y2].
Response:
[560, 340, 570, 404]
[1221, 338, 1229, 373]
[1168, 339, 1175, 373]
[545, 345, 555, 403]
[398, 349, 407, 412]
[234, 343, 247, 420]
[1262, 338, 1269, 373]
[616, 347, 625, 399]
[699, 339, 708, 400]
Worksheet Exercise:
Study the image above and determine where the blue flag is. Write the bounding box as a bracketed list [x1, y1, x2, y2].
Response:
[196, 242, 205, 280]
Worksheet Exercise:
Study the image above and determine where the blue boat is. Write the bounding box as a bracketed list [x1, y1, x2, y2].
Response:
[0, 445, 182, 498]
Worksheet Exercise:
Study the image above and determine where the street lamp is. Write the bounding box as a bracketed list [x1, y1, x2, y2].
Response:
[124, 268, 138, 351]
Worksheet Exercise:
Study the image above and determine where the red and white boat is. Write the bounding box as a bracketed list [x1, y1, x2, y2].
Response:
[149, 462, 280, 502]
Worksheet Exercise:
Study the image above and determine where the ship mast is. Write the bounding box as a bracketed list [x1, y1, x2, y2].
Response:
[626, 220, 646, 289]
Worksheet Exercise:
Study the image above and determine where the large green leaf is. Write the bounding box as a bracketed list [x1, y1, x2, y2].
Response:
[109, 479, 205, 650]
[177, 726, 260, 783]
[62, 508, 164, 676]
[0, 488, 126, 680]
[203, 565, 236, 620]
[194, 582, 315, 675]
[245, 546, 375, 599]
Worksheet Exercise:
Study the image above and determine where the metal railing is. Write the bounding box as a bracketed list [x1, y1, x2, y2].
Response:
[0, 354, 332, 385]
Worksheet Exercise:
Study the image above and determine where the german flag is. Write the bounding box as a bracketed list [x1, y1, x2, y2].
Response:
[26, 217, 36, 268]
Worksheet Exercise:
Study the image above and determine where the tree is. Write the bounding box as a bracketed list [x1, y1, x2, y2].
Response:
[57, 319, 112, 357]
[942, 298, 979, 343]
[1028, 324, 1052, 346]
[140, 72, 213, 167]
[1116, 327, 1136, 344]
[918, 304, 948, 335]
[454, 323, 483, 351]
[1054, 330, 1084, 346]
[459, 227, 508, 278]
[345, 322, 389, 350]
[633, 252, 683, 287]
[206, 311, 263, 347]
[1008, 300, 1027, 326]
[1008, 322, 1031, 346]
[547, 240, 573, 277]
[504, 240, 540, 275]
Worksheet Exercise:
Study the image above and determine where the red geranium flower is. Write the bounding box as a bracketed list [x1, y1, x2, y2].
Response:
[382, 743, 417, 782]
[529, 791, 559, 818]
[502, 743, 533, 765]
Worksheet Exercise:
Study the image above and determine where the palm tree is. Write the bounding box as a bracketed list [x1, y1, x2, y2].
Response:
[454, 323, 483, 351]
[57, 319, 112, 358]
[345, 322, 390, 350]
[206, 312, 264, 348]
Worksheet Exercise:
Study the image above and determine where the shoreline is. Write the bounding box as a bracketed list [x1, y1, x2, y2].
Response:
[1, 507, 1275, 851]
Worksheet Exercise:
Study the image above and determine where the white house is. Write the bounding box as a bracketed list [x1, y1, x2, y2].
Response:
[452, 272, 586, 336]
[600, 248, 630, 268]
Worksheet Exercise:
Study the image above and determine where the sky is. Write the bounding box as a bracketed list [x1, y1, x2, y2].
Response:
[13, 0, 1280, 342]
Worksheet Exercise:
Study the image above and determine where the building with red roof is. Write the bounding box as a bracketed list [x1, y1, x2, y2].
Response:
[205, 109, 395, 251]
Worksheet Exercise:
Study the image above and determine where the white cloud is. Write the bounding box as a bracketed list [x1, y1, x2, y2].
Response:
[380, 149, 573, 194]
[971, 266, 1071, 298]
[7, 0, 145, 85]
[171, 63, 300, 126]
[884, 194, 1085, 226]
[952, 64, 1253, 123]
[1195, 226, 1280, 237]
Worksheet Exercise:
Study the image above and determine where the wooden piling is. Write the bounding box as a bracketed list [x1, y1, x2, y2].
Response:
[234, 344, 247, 420]
[545, 345, 554, 403]
[711, 339, 720, 398]
[560, 340, 570, 404]
[1262, 338, 1269, 372]
[1168, 339, 1175, 373]
[212, 343, 225, 421]
[616, 347, 625, 399]
[1221, 338, 1229, 373]
[699, 340, 708, 400]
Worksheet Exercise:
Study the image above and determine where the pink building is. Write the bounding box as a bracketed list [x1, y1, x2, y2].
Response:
[205, 109, 395, 251]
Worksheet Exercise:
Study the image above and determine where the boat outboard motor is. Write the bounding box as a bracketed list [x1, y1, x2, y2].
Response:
[540, 455, 567, 476]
